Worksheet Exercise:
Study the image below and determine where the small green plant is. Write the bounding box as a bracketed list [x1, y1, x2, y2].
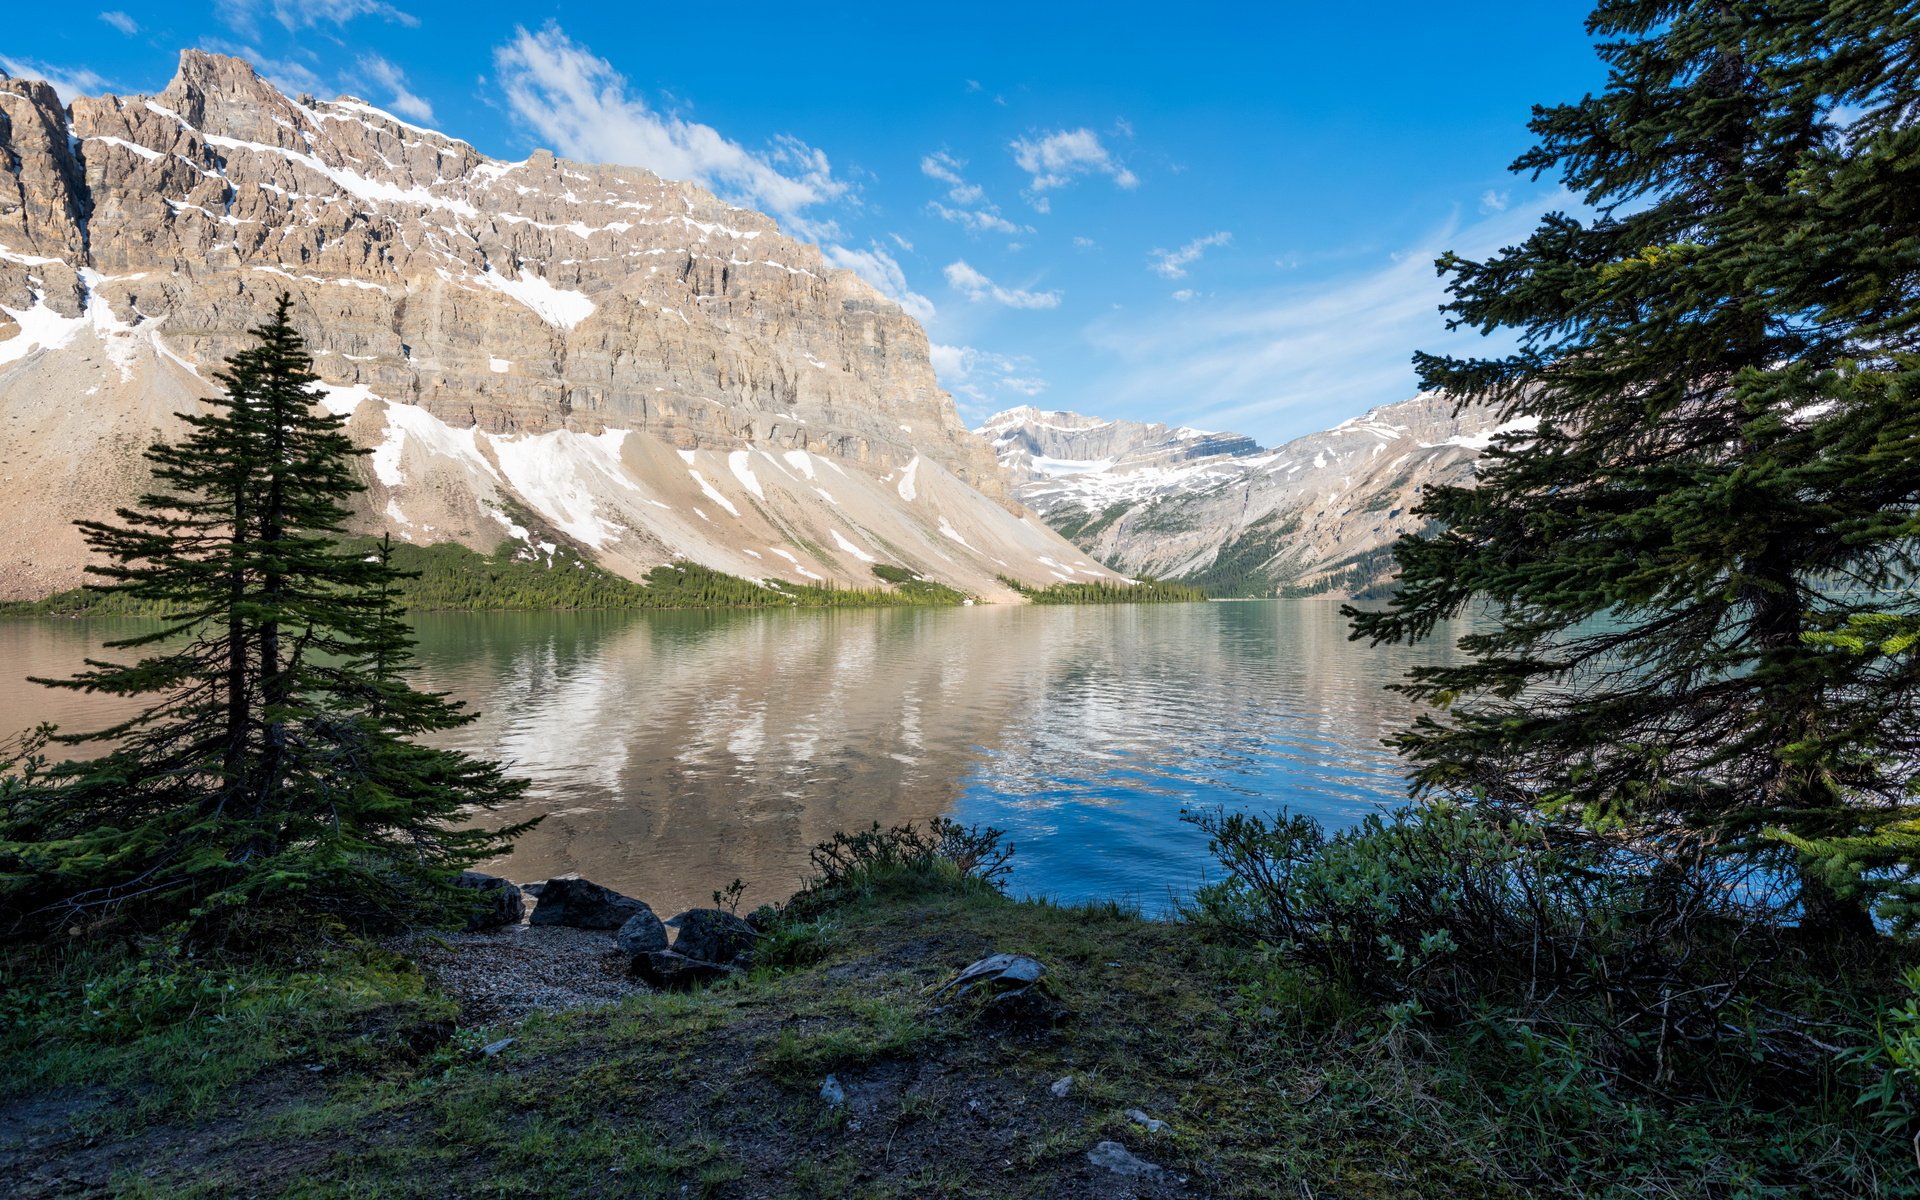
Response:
[786, 818, 1013, 919]
[711, 878, 747, 913]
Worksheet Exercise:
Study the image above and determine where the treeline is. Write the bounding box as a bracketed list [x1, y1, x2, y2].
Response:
[997, 574, 1206, 604]
[2, 541, 974, 615]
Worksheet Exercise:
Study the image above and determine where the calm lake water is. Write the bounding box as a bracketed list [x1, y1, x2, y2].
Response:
[0, 599, 1464, 914]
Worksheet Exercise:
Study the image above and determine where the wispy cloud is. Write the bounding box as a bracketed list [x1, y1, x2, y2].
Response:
[920, 150, 1029, 235]
[1149, 230, 1231, 279]
[491, 24, 850, 239]
[0, 56, 111, 103]
[927, 202, 1031, 235]
[1085, 194, 1569, 442]
[944, 260, 1062, 310]
[98, 10, 138, 35]
[1010, 127, 1138, 197]
[219, 0, 419, 34]
[930, 343, 1046, 419]
[1479, 189, 1510, 214]
[356, 54, 434, 124]
[823, 243, 935, 323]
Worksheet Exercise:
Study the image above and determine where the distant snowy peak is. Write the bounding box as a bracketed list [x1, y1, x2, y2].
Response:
[977, 406, 1265, 489]
[982, 392, 1511, 597]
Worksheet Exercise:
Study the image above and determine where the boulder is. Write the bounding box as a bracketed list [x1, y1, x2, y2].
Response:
[528, 876, 647, 930]
[451, 871, 524, 930]
[633, 950, 739, 990]
[615, 907, 670, 956]
[668, 908, 758, 967]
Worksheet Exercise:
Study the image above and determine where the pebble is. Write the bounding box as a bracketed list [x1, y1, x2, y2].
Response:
[387, 923, 648, 1022]
[1049, 1076, 1074, 1098]
[1127, 1107, 1168, 1133]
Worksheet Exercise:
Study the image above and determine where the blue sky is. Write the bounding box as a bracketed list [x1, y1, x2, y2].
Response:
[3, 2, 1604, 446]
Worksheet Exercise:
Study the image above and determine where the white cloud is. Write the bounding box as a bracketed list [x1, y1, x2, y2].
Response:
[1479, 189, 1510, 214]
[822, 243, 935, 323]
[0, 56, 111, 104]
[219, 0, 418, 32]
[356, 54, 434, 124]
[944, 261, 1062, 310]
[928, 202, 1032, 236]
[1149, 230, 1231, 279]
[930, 343, 1046, 418]
[98, 10, 138, 34]
[492, 24, 849, 238]
[1010, 127, 1138, 195]
[921, 151, 965, 186]
[1085, 194, 1570, 444]
[1171, 289, 1197, 303]
[888, 232, 914, 252]
[1072, 236, 1097, 249]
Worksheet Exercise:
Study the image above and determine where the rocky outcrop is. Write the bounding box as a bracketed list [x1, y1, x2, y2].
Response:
[980, 393, 1527, 595]
[0, 52, 1121, 599]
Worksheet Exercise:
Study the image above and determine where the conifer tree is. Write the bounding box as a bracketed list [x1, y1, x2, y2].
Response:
[1348, 2, 1920, 934]
[0, 296, 531, 938]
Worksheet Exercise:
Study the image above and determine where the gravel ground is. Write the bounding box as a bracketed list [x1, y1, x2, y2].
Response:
[388, 923, 649, 1023]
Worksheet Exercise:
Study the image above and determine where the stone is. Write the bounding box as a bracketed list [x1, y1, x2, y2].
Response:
[1127, 1108, 1168, 1133]
[479, 1037, 515, 1058]
[528, 876, 647, 930]
[614, 907, 669, 956]
[667, 908, 758, 967]
[451, 871, 524, 930]
[1049, 1076, 1074, 1098]
[932, 952, 1047, 997]
[633, 950, 738, 990]
[933, 952, 1068, 1026]
[819, 1075, 846, 1107]
[1087, 1141, 1165, 1178]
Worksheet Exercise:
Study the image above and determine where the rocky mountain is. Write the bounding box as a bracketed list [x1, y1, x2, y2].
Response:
[979, 394, 1530, 595]
[0, 51, 1121, 600]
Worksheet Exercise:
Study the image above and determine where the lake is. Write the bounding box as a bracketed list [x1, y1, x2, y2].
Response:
[0, 599, 1464, 914]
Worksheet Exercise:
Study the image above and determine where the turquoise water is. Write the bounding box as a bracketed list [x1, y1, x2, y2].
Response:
[0, 599, 1464, 914]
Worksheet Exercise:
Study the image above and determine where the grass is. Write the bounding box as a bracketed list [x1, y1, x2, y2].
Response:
[3, 877, 1913, 1197]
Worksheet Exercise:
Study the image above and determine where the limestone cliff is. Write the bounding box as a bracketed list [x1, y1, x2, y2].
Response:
[0, 51, 1120, 599]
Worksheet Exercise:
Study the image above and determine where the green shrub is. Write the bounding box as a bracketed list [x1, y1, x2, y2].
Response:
[785, 818, 1013, 919]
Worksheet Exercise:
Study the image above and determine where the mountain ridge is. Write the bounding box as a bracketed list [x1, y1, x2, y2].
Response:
[0, 51, 1122, 600]
[978, 394, 1527, 595]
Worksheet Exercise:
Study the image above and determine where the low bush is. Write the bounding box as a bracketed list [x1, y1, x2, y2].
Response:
[784, 818, 1013, 919]
[1188, 802, 1920, 1192]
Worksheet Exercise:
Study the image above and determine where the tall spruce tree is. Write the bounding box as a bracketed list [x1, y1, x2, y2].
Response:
[0, 296, 531, 938]
[1348, 2, 1920, 934]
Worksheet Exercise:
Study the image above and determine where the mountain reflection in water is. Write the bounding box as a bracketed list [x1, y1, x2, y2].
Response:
[0, 599, 1464, 914]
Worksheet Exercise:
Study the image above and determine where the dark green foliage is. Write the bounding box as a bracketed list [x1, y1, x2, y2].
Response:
[0, 297, 532, 940]
[867, 563, 970, 604]
[1189, 803, 1917, 1191]
[5, 543, 975, 616]
[1047, 500, 1133, 545]
[1347, 2, 1920, 933]
[997, 574, 1206, 605]
[783, 818, 1013, 920]
[1182, 509, 1300, 597]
